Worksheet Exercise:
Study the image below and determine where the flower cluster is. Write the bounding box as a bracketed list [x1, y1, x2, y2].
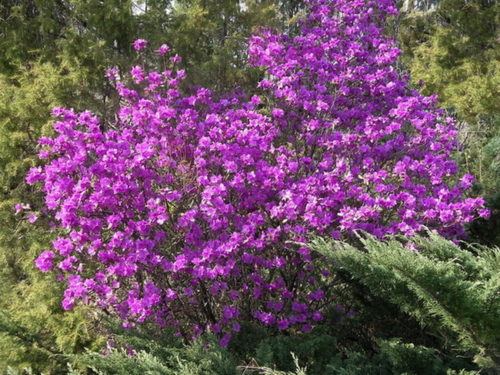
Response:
[133, 39, 148, 51]
[26, 0, 486, 345]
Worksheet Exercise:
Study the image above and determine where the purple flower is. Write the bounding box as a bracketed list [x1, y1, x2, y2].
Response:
[35, 251, 55, 272]
[130, 66, 144, 83]
[38, 150, 50, 159]
[53, 237, 74, 256]
[272, 108, 284, 118]
[170, 55, 182, 64]
[26, 167, 43, 184]
[223, 306, 239, 320]
[14, 203, 29, 213]
[292, 302, 308, 313]
[219, 333, 232, 347]
[133, 39, 148, 51]
[277, 319, 289, 330]
[166, 288, 177, 300]
[479, 208, 491, 218]
[25, 0, 487, 341]
[301, 323, 313, 332]
[312, 312, 323, 322]
[62, 297, 75, 310]
[27, 214, 38, 223]
[105, 67, 119, 81]
[156, 44, 170, 56]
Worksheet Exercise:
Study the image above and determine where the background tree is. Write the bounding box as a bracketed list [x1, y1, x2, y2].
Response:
[0, 0, 138, 369]
[397, 0, 500, 245]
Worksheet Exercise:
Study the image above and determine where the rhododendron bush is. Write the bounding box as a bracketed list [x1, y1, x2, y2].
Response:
[25, 0, 487, 345]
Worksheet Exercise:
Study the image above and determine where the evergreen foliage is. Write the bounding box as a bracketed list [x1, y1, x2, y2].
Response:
[66, 321, 239, 375]
[63, 314, 483, 374]
[0, 1, 144, 369]
[0, 65, 106, 372]
[309, 232, 500, 371]
[6, 230, 494, 373]
[398, 0, 499, 122]
[72, 342, 236, 375]
[166, 0, 281, 90]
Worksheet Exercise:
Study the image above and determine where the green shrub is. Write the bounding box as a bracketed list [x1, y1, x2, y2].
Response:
[310, 232, 500, 371]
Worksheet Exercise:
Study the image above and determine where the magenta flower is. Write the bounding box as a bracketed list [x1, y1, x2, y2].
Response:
[105, 67, 119, 81]
[130, 65, 144, 83]
[219, 333, 232, 347]
[27, 213, 38, 223]
[133, 39, 148, 51]
[25, 0, 487, 345]
[277, 319, 290, 330]
[35, 251, 55, 272]
[14, 203, 29, 213]
[156, 43, 170, 55]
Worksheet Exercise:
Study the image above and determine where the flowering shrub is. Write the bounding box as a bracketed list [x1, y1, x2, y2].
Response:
[26, 0, 486, 345]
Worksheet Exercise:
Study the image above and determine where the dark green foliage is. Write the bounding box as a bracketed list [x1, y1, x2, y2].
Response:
[250, 330, 337, 373]
[309, 232, 500, 371]
[66, 321, 237, 375]
[0, 192, 104, 372]
[65, 318, 481, 375]
[165, 0, 283, 90]
[72, 340, 237, 375]
[321, 338, 478, 375]
[398, 0, 499, 122]
[0, 58, 109, 375]
[0, 1, 139, 372]
[26, 229, 497, 374]
[464, 115, 500, 247]
[468, 192, 500, 247]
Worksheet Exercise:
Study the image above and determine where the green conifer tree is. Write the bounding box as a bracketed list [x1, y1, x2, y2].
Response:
[0, 1, 141, 371]
[310, 232, 500, 371]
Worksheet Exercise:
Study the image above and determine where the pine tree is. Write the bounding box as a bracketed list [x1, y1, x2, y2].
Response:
[165, 0, 283, 90]
[0, 1, 143, 370]
[399, 0, 498, 122]
[0, 63, 108, 373]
